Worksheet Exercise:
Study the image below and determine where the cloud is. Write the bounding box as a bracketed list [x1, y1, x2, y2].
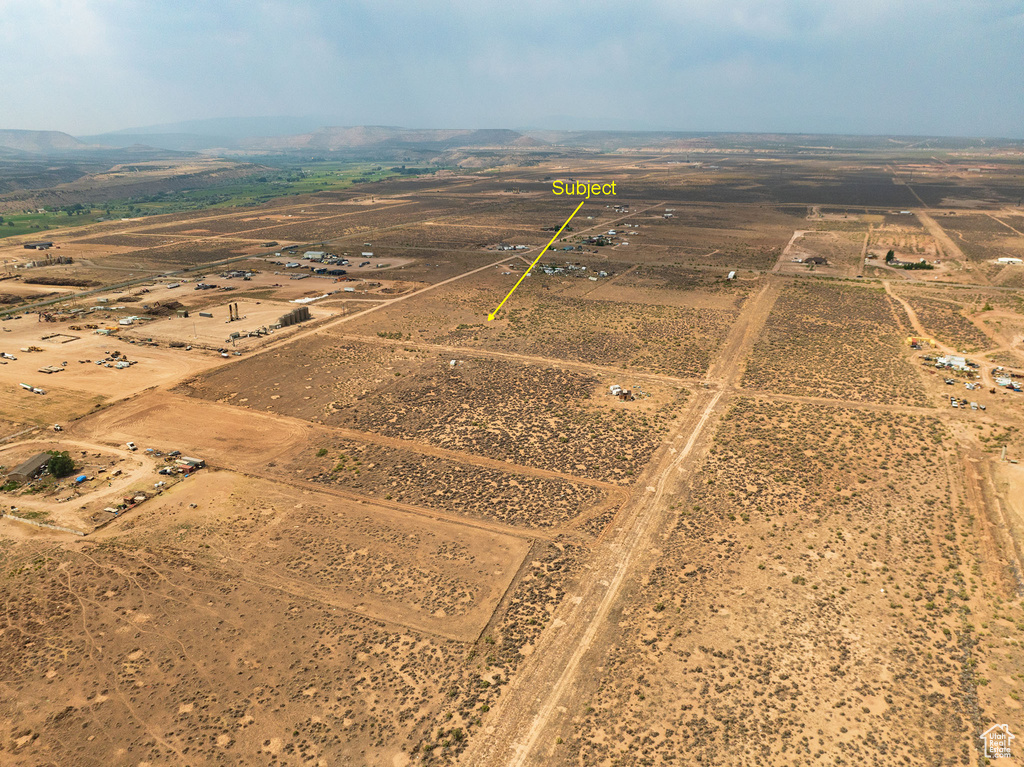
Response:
[0, 0, 1020, 137]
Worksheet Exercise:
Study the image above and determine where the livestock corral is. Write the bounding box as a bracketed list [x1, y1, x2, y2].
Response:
[3, 148, 1024, 766]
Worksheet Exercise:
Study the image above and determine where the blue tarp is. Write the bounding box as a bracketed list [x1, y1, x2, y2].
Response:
[74, 475, 87, 483]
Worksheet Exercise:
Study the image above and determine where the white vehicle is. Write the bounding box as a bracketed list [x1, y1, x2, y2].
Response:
[126, 441, 137, 451]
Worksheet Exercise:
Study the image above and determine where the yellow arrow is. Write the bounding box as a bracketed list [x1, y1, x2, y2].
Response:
[487, 199, 586, 321]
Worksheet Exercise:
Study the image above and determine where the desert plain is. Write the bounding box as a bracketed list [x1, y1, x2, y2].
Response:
[2, 144, 1024, 766]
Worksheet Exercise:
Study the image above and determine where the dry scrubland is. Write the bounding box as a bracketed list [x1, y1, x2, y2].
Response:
[337, 268, 746, 379]
[941, 214, 1024, 264]
[287, 439, 610, 529]
[623, 213, 784, 271]
[498, 297, 735, 379]
[743, 281, 930, 405]
[180, 342, 683, 484]
[563, 399, 983, 765]
[3, 151, 1024, 766]
[900, 294, 993, 352]
[0, 475, 529, 764]
[0, 472, 592, 765]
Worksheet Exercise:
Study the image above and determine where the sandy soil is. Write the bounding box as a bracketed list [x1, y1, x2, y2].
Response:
[0, 313, 222, 425]
[3, 157, 1024, 766]
[120, 299, 340, 349]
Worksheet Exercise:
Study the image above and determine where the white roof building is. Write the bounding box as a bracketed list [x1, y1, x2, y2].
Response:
[937, 355, 969, 370]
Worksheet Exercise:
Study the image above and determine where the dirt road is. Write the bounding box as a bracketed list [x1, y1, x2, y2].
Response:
[458, 280, 780, 765]
[775, 229, 808, 271]
[883, 280, 1017, 390]
[915, 210, 990, 285]
[332, 332, 702, 389]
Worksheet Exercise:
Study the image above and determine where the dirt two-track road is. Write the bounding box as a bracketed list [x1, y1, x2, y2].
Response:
[6, 167, 1024, 765]
[459, 280, 780, 766]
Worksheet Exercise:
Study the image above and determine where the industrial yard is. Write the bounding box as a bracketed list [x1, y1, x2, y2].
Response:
[2, 143, 1024, 767]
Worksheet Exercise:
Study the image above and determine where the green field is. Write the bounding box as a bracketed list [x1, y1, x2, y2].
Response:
[0, 209, 107, 239]
[0, 162, 439, 240]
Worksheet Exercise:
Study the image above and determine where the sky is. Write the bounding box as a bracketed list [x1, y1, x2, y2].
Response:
[1, 0, 1022, 138]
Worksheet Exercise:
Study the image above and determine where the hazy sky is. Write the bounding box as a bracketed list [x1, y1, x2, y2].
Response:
[3, 0, 1022, 137]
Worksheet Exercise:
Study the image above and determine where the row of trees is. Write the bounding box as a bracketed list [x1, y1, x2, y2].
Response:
[885, 249, 934, 270]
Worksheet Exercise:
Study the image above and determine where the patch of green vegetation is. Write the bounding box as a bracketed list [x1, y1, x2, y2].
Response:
[0, 208, 106, 239]
[111, 164, 398, 216]
[46, 450, 76, 478]
[0, 161, 454, 240]
[16, 510, 49, 520]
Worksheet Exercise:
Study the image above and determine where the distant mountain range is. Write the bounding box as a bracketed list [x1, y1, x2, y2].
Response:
[0, 129, 92, 154]
[239, 126, 544, 151]
[0, 123, 547, 155]
[1, 121, 1021, 157]
[77, 125, 546, 153]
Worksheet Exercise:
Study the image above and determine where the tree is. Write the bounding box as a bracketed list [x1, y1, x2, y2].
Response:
[885, 250, 895, 263]
[46, 450, 75, 478]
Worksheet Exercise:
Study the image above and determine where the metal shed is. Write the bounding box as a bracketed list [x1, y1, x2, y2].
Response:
[7, 452, 50, 484]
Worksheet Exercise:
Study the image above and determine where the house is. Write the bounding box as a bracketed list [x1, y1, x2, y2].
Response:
[997, 257, 1023, 265]
[7, 452, 51, 484]
[23, 241, 53, 250]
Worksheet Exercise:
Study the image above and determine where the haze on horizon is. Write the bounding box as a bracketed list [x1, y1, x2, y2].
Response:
[2, 0, 1022, 139]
